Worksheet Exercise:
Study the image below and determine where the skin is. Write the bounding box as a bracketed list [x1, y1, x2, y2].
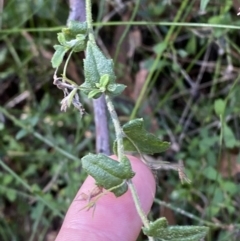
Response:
[55, 155, 156, 241]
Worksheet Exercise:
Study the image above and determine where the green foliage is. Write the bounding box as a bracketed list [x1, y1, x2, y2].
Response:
[81, 41, 126, 98]
[51, 20, 88, 68]
[81, 154, 134, 197]
[143, 218, 209, 240]
[114, 118, 170, 155]
[2, 0, 240, 240]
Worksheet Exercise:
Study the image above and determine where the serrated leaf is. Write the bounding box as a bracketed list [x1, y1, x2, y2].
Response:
[115, 118, 170, 155]
[143, 218, 209, 240]
[62, 21, 87, 42]
[81, 153, 135, 197]
[81, 41, 116, 96]
[51, 45, 68, 68]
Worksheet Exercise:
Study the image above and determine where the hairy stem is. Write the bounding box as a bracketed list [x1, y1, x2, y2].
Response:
[128, 179, 150, 228]
[86, 0, 95, 42]
[105, 94, 153, 240]
[105, 94, 124, 161]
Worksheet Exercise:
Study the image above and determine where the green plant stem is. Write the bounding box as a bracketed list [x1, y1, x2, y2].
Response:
[128, 180, 151, 228]
[105, 94, 153, 240]
[105, 94, 124, 161]
[63, 49, 74, 80]
[86, 0, 95, 43]
[3, 22, 240, 35]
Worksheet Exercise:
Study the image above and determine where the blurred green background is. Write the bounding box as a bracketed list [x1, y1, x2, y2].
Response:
[1, 0, 240, 240]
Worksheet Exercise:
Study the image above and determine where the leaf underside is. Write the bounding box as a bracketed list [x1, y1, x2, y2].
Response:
[81, 153, 135, 197]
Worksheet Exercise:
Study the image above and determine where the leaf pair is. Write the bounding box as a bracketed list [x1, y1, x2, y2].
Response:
[142, 218, 209, 241]
[81, 154, 135, 197]
[114, 118, 170, 155]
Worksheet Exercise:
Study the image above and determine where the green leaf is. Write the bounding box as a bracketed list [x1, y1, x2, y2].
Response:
[115, 118, 170, 155]
[223, 125, 238, 148]
[143, 217, 209, 240]
[15, 129, 28, 140]
[81, 41, 116, 97]
[62, 21, 87, 41]
[51, 45, 68, 68]
[153, 42, 167, 55]
[88, 89, 102, 99]
[214, 99, 225, 116]
[202, 166, 218, 180]
[200, 0, 210, 12]
[81, 154, 135, 197]
[72, 34, 87, 52]
[57, 32, 67, 46]
[99, 74, 111, 87]
[107, 83, 126, 96]
[67, 21, 88, 35]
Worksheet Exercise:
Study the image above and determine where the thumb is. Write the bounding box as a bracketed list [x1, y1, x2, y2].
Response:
[55, 155, 156, 241]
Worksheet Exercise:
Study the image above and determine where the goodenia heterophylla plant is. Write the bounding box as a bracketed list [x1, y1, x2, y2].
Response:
[51, 0, 209, 240]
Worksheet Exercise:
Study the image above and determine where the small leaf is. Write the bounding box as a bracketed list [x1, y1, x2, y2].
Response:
[88, 89, 102, 99]
[153, 42, 167, 55]
[81, 41, 116, 96]
[72, 34, 87, 52]
[67, 88, 78, 106]
[68, 21, 88, 35]
[15, 129, 28, 140]
[51, 45, 68, 68]
[223, 125, 237, 148]
[6, 189, 17, 202]
[202, 166, 218, 180]
[99, 74, 111, 87]
[115, 118, 170, 155]
[200, 0, 210, 12]
[57, 32, 67, 46]
[107, 83, 126, 96]
[81, 153, 135, 197]
[214, 99, 225, 116]
[62, 21, 87, 41]
[143, 217, 209, 240]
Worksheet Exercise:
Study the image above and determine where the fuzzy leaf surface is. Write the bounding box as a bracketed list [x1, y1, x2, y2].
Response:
[81, 153, 135, 197]
[81, 41, 115, 96]
[51, 45, 68, 68]
[114, 118, 170, 155]
[62, 21, 87, 41]
[142, 218, 209, 240]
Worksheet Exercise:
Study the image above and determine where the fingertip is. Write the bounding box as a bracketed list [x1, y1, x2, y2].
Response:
[56, 155, 156, 241]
